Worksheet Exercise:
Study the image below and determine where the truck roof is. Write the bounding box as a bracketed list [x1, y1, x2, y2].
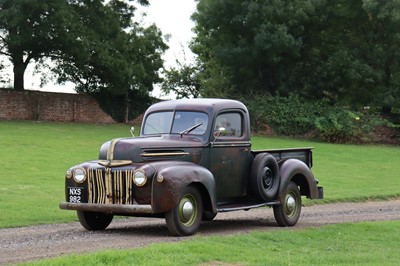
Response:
[145, 98, 249, 116]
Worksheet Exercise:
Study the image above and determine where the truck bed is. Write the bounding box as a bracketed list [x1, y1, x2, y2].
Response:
[252, 147, 313, 168]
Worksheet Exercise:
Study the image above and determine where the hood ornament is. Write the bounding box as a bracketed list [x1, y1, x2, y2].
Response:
[98, 160, 132, 167]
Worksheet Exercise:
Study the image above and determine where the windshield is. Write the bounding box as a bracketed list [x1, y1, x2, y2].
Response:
[143, 111, 208, 135]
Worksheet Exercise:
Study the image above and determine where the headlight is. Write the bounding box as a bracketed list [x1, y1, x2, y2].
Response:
[73, 168, 86, 183]
[133, 169, 147, 187]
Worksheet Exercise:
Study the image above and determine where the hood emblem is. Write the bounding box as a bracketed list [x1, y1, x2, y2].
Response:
[98, 160, 132, 167]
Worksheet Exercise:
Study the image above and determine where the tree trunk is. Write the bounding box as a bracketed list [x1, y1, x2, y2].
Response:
[13, 56, 27, 91]
[124, 93, 129, 124]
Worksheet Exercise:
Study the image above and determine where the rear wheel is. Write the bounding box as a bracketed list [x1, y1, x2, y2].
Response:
[77, 211, 113, 230]
[273, 182, 301, 226]
[165, 186, 203, 236]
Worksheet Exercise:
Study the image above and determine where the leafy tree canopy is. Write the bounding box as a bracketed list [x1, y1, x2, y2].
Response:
[187, 0, 400, 112]
[0, 0, 167, 100]
[0, 0, 73, 90]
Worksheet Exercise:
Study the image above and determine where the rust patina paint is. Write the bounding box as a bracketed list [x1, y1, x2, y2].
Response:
[60, 99, 323, 235]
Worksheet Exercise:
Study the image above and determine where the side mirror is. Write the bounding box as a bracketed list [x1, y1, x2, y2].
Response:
[130, 126, 135, 137]
[211, 130, 221, 146]
[213, 130, 222, 138]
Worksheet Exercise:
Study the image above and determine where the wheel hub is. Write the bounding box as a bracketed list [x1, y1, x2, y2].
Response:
[182, 200, 194, 221]
[262, 167, 272, 189]
[285, 195, 296, 214]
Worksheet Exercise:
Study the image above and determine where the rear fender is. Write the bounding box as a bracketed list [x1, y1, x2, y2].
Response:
[151, 162, 217, 214]
[278, 159, 320, 201]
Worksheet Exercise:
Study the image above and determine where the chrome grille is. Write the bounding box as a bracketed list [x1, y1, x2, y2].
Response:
[87, 169, 134, 204]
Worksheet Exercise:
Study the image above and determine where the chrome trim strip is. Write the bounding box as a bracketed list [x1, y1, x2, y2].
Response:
[107, 138, 122, 161]
[211, 141, 251, 148]
[217, 201, 279, 212]
[141, 152, 190, 157]
[59, 202, 153, 214]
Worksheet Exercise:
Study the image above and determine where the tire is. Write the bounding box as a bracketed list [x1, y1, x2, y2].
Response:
[202, 210, 217, 221]
[273, 182, 302, 227]
[250, 153, 280, 201]
[77, 211, 113, 231]
[165, 186, 203, 236]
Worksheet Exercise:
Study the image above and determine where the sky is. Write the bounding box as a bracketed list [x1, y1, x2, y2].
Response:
[8, 0, 197, 98]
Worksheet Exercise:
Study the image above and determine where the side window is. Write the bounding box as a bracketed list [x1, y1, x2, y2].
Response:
[214, 112, 242, 137]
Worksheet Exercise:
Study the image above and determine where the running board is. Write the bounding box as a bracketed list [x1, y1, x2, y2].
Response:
[217, 201, 280, 213]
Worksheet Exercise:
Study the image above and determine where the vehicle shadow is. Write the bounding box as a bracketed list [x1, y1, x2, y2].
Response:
[99, 214, 279, 237]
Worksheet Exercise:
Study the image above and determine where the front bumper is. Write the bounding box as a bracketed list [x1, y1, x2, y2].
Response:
[59, 202, 152, 214]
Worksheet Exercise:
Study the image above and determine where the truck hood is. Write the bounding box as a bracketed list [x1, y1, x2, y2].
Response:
[99, 135, 205, 164]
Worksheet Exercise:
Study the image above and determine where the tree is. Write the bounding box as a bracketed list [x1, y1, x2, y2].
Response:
[191, 0, 400, 113]
[292, 0, 378, 104]
[0, 0, 167, 121]
[191, 0, 316, 97]
[50, 0, 167, 122]
[362, 0, 400, 112]
[0, 0, 73, 90]
[161, 60, 202, 99]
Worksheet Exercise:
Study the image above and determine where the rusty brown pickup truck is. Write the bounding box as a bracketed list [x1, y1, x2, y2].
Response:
[60, 98, 323, 236]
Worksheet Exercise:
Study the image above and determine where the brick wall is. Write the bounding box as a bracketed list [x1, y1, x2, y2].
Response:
[0, 89, 115, 123]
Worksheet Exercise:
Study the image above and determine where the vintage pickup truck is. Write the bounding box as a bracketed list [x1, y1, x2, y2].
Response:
[60, 98, 323, 236]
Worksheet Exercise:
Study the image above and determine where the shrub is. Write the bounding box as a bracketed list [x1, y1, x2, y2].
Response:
[314, 109, 361, 143]
[243, 93, 399, 144]
[242, 93, 327, 136]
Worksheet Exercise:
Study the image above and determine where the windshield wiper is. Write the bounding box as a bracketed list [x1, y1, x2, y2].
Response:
[179, 123, 203, 137]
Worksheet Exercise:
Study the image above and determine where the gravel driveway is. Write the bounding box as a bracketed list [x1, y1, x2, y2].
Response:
[1, 199, 399, 265]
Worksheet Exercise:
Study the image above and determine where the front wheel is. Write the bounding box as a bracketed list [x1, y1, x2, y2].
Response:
[165, 186, 203, 236]
[77, 211, 113, 230]
[273, 182, 301, 227]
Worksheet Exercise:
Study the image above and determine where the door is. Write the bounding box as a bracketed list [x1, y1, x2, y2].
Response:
[209, 111, 252, 200]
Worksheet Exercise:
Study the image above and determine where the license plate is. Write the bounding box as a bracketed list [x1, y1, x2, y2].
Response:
[67, 187, 84, 203]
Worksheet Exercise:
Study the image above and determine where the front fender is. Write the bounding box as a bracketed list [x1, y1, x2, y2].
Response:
[278, 159, 320, 201]
[150, 161, 217, 214]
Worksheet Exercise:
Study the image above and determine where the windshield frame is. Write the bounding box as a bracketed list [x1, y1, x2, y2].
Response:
[142, 110, 209, 136]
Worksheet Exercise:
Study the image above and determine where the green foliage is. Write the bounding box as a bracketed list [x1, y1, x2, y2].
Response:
[244, 94, 398, 144]
[0, 0, 166, 105]
[191, 0, 400, 112]
[243, 94, 327, 136]
[52, 1, 166, 121]
[192, 0, 315, 95]
[92, 90, 153, 122]
[161, 60, 202, 99]
[313, 109, 394, 144]
[0, 0, 73, 90]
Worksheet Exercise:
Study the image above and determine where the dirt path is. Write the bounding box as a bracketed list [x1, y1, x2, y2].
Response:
[1, 200, 399, 265]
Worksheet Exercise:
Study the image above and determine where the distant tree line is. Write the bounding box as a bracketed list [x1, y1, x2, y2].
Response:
[1, 0, 400, 134]
[164, 0, 400, 116]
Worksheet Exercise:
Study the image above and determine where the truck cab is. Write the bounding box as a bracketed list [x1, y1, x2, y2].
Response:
[60, 98, 323, 236]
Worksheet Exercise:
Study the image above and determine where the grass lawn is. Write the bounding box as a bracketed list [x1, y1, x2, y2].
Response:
[2, 121, 399, 266]
[0, 121, 131, 227]
[1, 121, 399, 228]
[24, 220, 400, 266]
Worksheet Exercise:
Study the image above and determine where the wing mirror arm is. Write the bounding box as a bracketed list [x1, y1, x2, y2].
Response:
[211, 127, 224, 146]
[130, 126, 135, 137]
